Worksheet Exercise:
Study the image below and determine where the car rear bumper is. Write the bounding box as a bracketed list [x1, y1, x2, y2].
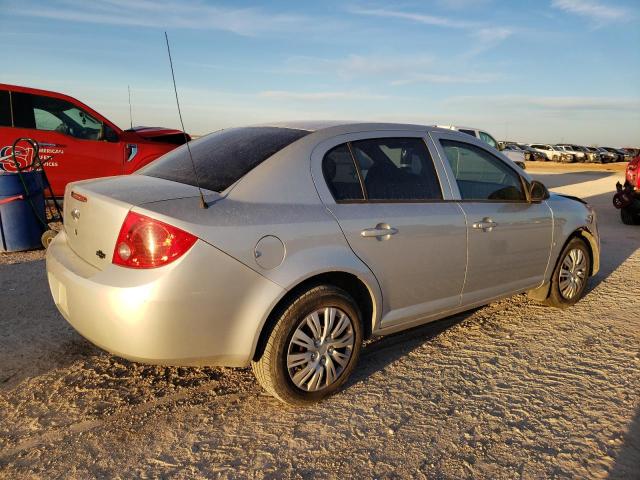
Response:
[46, 230, 284, 367]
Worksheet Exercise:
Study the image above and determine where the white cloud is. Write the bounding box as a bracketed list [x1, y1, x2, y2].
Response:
[347, 7, 477, 28]
[391, 73, 500, 86]
[258, 90, 388, 101]
[551, 0, 631, 25]
[434, 0, 493, 9]
[4, 0, 311, 36]
[284, 54, 435, 77]
[472, 27, 514, 45]
[348, 6, 513, 55]
[445, 94, 640, 112]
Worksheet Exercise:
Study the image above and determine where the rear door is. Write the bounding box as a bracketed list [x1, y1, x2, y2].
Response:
[8, 91, 124, 196]
[312, 132, 467, 329]
[431, 132, 553, 305]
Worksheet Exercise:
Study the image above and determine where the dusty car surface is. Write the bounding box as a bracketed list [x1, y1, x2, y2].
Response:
[46, 122, 600, 404]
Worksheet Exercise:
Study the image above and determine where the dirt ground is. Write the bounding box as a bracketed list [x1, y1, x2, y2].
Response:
[0, 167, 638, 479]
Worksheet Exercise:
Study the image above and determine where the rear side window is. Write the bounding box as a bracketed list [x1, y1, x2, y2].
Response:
[322, 137, 442, 202]
[140, 127, 310, 192]
[0, 90, 10, 126]
[440, 139, 525, 201]
[322, 144, 364, 201]
[352, 138, 442, 201]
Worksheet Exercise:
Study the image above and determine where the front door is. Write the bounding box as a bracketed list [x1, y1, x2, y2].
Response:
[8, 91, 123, 196]
[433, 134, 553, 305]
[316, 135, 467, 328]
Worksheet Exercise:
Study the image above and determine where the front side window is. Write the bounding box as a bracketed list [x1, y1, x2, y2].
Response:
[350, 137, 442, 201]
[479, 131, 498, 149]
[440, 139, 526, 201]
[0, 90, 10, 127]
[12, 92, 107, 141]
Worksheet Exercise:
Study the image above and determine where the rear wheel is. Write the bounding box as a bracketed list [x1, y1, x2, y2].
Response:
[621, 206, 640, 225]
[545, 238, 591, 308]
[252, 285, 363, 405]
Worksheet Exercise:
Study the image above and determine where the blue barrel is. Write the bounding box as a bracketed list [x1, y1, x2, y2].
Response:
[0, 172, 46, 252]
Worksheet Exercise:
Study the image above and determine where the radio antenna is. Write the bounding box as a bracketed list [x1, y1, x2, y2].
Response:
[127, 85, 133, 129]
[164, 31, 208, 209]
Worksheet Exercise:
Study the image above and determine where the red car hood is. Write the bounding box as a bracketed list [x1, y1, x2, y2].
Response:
[126, 126, 191, 143]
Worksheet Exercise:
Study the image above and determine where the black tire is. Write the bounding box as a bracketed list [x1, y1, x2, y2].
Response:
[545, 237, 591, 309]
[621, 207, 640, 225]
[252, 285, 363, 405]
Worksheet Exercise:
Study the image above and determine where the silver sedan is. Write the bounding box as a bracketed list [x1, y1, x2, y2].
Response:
[46, 122, 600, 404]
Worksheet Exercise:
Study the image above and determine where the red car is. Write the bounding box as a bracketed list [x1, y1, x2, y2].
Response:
[0, 84, 189, 197]
[613, 153, 640, 225]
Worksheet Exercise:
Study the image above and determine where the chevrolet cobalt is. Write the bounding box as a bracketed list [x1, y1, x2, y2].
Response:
[47, 123, 600, 404]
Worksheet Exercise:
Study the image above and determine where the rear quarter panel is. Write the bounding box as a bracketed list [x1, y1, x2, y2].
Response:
[134, 136, 384, 339]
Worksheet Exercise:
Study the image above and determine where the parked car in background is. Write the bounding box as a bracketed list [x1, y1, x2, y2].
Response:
[0, 84, 190, 197]
[621, 148, 639, 159]
[529, 144, 575, 162]
[585, 147, 609, 163]
[599, 147, 626, 162]
[502, 143, 531, 160]
[437, 125, 526, 169]
[46, 122, 599, 404]
[594, 147, 618, 163]
[515, 144, 547, 162]
[570, 145, 601, 163]
[556, 144, 587, 162]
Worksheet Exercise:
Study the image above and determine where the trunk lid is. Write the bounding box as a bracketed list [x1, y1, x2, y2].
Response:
[64, 175, 208, 270]
[125, 126, 190, 145]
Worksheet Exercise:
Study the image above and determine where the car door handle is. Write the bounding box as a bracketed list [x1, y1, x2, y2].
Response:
[472, 218, 498, 232]
[126, 144, 138, 162]
[361, 223, 398, 239]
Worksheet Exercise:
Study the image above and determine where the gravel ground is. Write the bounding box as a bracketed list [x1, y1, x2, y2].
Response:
[0, 169, 638, 479]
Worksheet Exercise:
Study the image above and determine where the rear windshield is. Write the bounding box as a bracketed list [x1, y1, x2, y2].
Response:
[140, 127, 310, 192]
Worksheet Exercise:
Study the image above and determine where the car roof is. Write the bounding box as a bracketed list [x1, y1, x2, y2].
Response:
[252, 120, 434, 133]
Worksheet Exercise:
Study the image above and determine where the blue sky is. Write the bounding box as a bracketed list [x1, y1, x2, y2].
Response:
[1, 0, 639, 146]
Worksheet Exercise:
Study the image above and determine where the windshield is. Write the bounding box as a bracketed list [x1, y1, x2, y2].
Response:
[140, 127, 310, 192]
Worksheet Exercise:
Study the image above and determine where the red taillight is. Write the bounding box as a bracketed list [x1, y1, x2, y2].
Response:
[113, 212, 197, 269]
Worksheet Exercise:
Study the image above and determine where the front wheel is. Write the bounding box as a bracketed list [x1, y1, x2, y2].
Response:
[252, 285, 363, 405]
[545, 238, 591, 308]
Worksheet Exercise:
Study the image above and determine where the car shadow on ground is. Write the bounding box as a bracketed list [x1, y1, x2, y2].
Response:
[580, 189, 639, 292]
[346, 309, 476, 389]
[533, 171, 617, 191]
[608, 404, 640, 479]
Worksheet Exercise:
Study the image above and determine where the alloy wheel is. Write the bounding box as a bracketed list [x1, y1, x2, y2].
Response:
[559, 248, 587, 300]
[286, 307, 355, 392]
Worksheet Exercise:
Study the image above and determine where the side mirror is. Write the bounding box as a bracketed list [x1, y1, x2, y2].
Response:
[530, 180, 549, 202]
